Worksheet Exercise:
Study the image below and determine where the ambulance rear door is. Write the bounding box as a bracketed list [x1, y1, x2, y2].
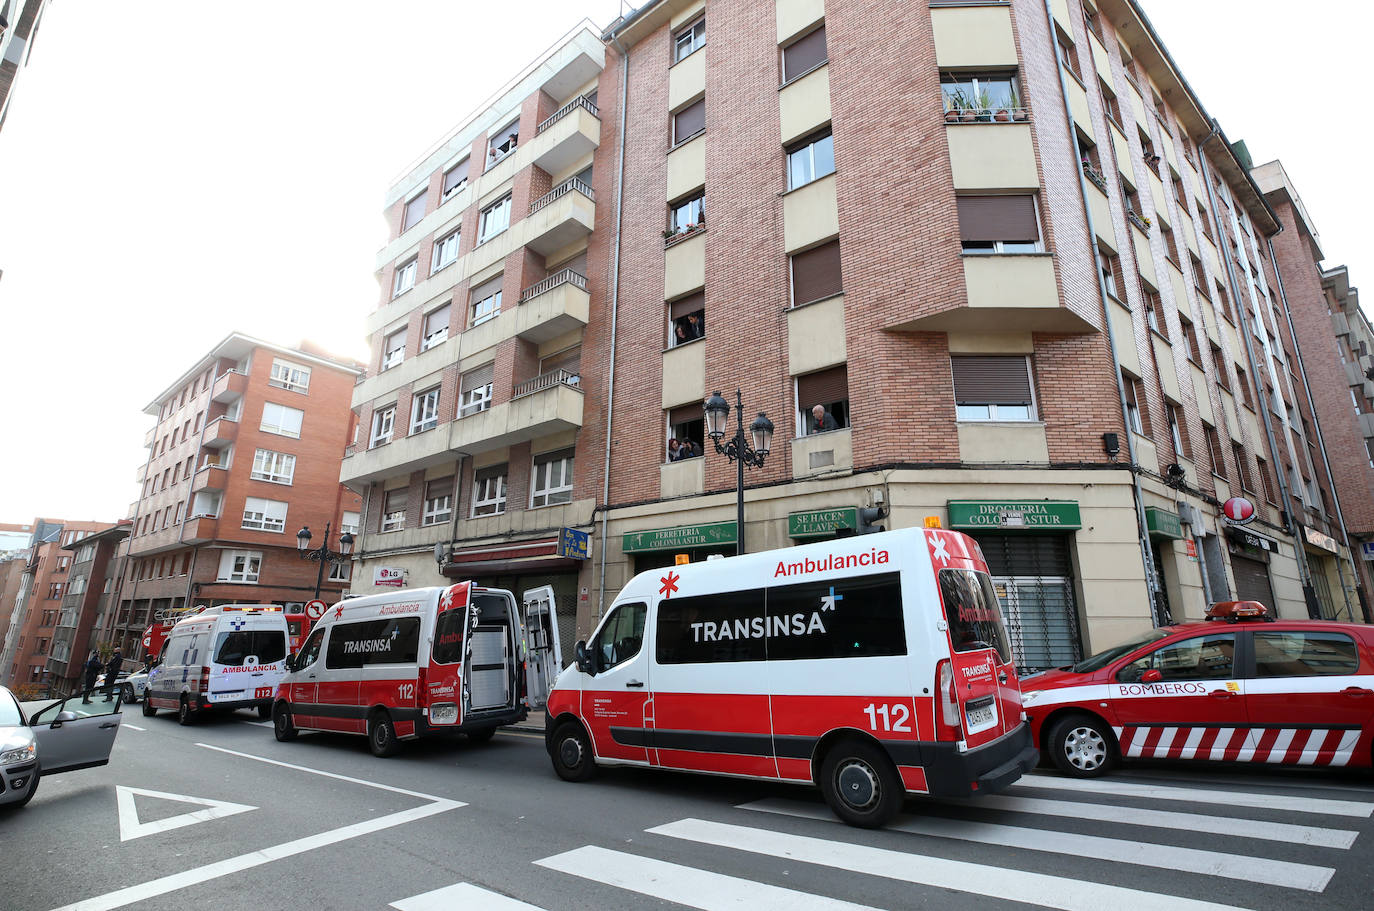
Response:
[522, 586, 562, 710]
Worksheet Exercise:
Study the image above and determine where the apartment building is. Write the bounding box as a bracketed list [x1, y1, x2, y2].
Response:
[112, 334, 363, 652]
[0, 0, 49, 134]
[347, 0, 1366, 672]
[43, 522, 132, 695]
[0, 553, 28, 657]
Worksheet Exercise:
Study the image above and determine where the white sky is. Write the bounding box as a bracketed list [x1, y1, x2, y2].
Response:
[0, 1, 1367, 524]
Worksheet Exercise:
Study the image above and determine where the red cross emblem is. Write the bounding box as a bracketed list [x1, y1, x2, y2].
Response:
[659, 571, 680, 599]
[333, 605, 344, 620]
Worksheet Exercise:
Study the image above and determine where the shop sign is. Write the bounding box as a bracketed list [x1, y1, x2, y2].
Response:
[788, 507, 858, 539]
[947, 500, 1081, 531]
[1222, 496, 1256, 525]
[622, 521, 737, 554]
[373, 566, 405, 588]
[1185, 539, 1199, 562]
[557, 527, 590, 560]
[1361, 542, 1374, 562]
[1225, 527, 1275, 561]
[1303, 527, 1339, 554]
[1145, 507, 1184, 540]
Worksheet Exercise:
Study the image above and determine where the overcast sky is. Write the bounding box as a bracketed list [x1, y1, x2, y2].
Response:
[0, 1, 1367, 524]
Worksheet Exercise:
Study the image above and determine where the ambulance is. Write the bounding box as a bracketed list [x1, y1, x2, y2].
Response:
[142, 604, 290, 724]
[544, 526, 1037, 828]
[271, 583, 562, 757]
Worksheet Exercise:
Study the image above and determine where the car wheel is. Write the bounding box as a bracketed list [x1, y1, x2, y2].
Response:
[177, 697, 195, 726]
[273, 703, 298, 742]
[549, 721, 598, 782]
[368, 711, 401, 758]
[123, 684, 136, 704]
[142, 695, 157, 717]
[466, 725, 498, 744]
[1047, 714, 1116, 778]
[819, 739, 904, 828]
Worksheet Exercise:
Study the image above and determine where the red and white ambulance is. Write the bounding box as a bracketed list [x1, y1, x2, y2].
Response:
[1021, 601, 1374, 777]
[544, 526, 1037, 828]
[272, 582, 562, 756]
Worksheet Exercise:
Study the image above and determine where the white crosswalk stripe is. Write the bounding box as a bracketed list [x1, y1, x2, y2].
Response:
[1015, 773, 1374, 817]
[390, 882, 546, 911]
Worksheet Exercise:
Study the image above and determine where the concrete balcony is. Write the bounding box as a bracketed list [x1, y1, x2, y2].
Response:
[791, 428, 853, 478]
[531, 99, 600, 177]
[203, 416, 237, 448]
[945, 123, 1038, 190]
[182, 516, 219, 544]
[660, 456, 704, 499]
[1331, 312, 1351, 338]
[144, 426, 157, 448]
[1345, 360, 1368, 388]
[211, 370, 248, 403]
[450, 373, 584, 455]
[1360, 412, 1374, 438]
[191, 465, 229, 493]
[782, 173, 838, 254]
[664, 229, 705, 301]
[515, 269, 590, 343]
[339, 427, 456, 488]
[889, 254, 1094, 334]
[524, 178, 594, 256]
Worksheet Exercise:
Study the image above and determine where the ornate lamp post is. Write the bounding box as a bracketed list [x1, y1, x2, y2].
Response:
[295, 522, 354, 600]
[703, 389, 774, 555]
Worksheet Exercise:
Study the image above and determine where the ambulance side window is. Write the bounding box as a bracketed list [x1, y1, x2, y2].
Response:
[1117, 633, 1236, 682]
[433, 609, 464, 664]
[590, 602, 647, 672]
[296, 626, 326, 670]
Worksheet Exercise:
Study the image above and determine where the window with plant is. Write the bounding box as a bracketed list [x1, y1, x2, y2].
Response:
[941, 73, 1026, 122]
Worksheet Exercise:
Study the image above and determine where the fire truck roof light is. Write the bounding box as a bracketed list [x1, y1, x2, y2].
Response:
[1205, 600, 1272, 622]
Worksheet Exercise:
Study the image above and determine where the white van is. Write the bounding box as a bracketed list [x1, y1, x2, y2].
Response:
[545, 526, 1038, 827]
[142, 605, 290, 725]
[272, 582, 562, 757]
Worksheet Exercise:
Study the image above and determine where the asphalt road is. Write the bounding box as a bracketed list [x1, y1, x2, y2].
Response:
[2, 707, 1373, 911]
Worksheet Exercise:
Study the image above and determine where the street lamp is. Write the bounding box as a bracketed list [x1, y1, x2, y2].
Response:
[703, 389, 774, 555]
[295, 521, 354, 600]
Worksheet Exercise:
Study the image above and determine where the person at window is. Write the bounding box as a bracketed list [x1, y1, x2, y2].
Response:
[685, 312, 703, 339]
[667, 438, 682, 462]
[809, 404, 838, 434]
[684, 439, 702, 458]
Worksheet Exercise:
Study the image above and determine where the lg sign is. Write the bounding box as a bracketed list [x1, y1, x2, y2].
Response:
[1222, 496, 1255, 525]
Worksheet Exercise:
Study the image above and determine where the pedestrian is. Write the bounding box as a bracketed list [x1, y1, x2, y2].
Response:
[103, 647, 123, 702]
[809, 404, 838, 434]
[82, 650, 101, 704]
[667, 438, 682, 462]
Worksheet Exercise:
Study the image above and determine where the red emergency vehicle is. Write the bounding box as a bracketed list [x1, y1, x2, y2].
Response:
[1021, 601, 1374, 776]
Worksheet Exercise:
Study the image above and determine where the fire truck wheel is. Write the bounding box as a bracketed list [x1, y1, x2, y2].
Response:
[368, 711, 401, 757]
[142, 696, 156, 717]
[273, 704, 298, 742]
[1047, 714, 1116, 778]
[466, 726, 497, 744]
[550, 721, 598, 782]
[819, 739, 904, 828]
[177, 697, 195, 726]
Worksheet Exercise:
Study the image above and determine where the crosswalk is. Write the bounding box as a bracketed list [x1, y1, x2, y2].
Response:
[390, 771, 1373, 911]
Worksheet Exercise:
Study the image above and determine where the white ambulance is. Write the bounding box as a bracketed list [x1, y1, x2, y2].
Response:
[142, 605, 290, 724]
[272, 582, 562, 756]
[545, 526, 1037, 827]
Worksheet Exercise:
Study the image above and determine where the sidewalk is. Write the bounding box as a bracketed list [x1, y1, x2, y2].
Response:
[504, 708, 545, 734]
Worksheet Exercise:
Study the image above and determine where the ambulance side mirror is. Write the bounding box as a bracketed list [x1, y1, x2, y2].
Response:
[575, 640, 596, 676]
[1140, 669, 1163, 684]
[284, 654, 296, 673]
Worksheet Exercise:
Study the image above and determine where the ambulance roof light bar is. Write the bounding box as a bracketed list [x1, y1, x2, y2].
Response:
[1205, 600, 1273, 622]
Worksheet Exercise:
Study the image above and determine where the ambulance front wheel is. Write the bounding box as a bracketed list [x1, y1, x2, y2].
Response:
[368, 710, 401, 758]
[550, 721, 598, 782]
[142, 696, 156, 717]
[1047, 713, 1116, 778]
[273, 703, 298, 742]
[819, 739, 904, 828]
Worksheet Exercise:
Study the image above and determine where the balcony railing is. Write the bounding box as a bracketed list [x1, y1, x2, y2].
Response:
[529, 177, 593, 215]
[943, 105, 1031, 124]
[520, 268, 588, 303]
[537, 94, 599, 135]
[513, 368, 580, 399]
[1081, 161, 1108, 192]
[1126, 210, 1152, 233]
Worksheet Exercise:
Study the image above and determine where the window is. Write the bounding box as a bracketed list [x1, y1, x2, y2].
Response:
[786, 129, 834, 190]
[1161, 224, 1180, 264]
[184, 456, 194, 480]
[531, 448, 574, 508]
[431, 229, 460, 273]
[674, 16, 704, 62]
[958, 195, 1040, 253]
[326, 618, 421, 669]
[383, 329, 407, 370]
[478, 195, 511, 243]
[401, 192, 427, 232]
[55, 555, 70, 573]
[1237, 365, 1255, 410]
[590, 602, 648, 672]
[667, 404, 704, 460]
[1202, 423, 1224, 478]
[213, 629, 286, 666]
[1141, 280, 1162, 332]
[1122, 371, 1147, 435]
[442, 158, 469, 199]
[48, 582, 63, 599]
[1215, 280, 1232, 321]
[672, 98, 705, 145]
[940, 72, 1023, 120]
[241, 497, 287, 533]
[1166, 403, 1188, 459]
[381, 489, 408, 532]
[392, 258, 417, 297]
[340, 511, 360, 536]
[1057, 30, 1081, 81]
[1190, 254, 1209, 299]
[1180, 318, 1202, 364]
[422, 478, 454, 526]
[217, 550, 262, 583]
[370, 406, 395, 448]
[1171, 172, 1186, 207]
[1211, 344, 1229, 391]
[410, 387, 440, 434]
[459, 365, 494, 417]
[269, 359, 310, 394]
[191, 490, 222, 519]
[488, 121, 519, 162]
[469, 276, 503, 326]
[1098, 250, 1120, 299]
[669, 192, 704, 234]
[1258, 456, 1278, 503]
[1118, 633, 1236, 682]
[782, 25, 826, 82]
[259, 402, 303, 439]
[471, 465, 507, 517]
[940, 569, 1012, 662]
[328, 562, 352, 582]
[669, 292, 705, 347]
[174, 501, 184, 524]
[790, 239, 842, 306]
[953, 356, 1035, 421]
[251, 448, 296, 485]
[797, 365, 850, 433]
[1254, 631, 1359, 676]
[1232, 443, 1254, 491]
[1100, 80, 1123, 125]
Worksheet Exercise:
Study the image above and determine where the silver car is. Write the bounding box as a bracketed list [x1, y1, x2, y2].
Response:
[0, 685, 123, 808]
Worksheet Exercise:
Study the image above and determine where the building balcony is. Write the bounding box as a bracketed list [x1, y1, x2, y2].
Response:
[887, 254, 1095, 334]
[191, 465, 229, 493]
[144, 426, 157, 448]
[1331, 312, 1352, 338]
[945, 123, 1038, 190]
[181, 515, 219, 544]
[202, 416, 237, 448]
[339, 426, 457, 488]
[515, 269, 590, 343]
[211, 369, 248, 403]
[531, 98, 600, 177]
[1360, 412, 1374, 439]
[524, 178, 595, 256]
[450, 371, 584, 455]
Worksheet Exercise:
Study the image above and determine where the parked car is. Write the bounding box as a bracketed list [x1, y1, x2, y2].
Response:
[0, 684, 123, 808]
[1021, 601, 1374, 777]
[120, 667, 152, 704]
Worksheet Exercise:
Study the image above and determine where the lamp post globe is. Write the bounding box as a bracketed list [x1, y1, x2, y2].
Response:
[296, 526, 312, 552]
[749, 412, 774, 456]
[338, 532, 354, 556]
[704, 391, 729, 441]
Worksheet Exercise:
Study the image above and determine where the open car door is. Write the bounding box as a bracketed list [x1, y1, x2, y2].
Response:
[26, 691, 122, 774]
[522, 586, 562, 710]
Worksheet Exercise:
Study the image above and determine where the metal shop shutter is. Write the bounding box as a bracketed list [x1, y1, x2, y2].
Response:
[1230, 554, 1276, 612]
[975, 533, 1082, 674]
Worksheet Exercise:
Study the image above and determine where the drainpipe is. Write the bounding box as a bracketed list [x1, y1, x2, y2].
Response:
[1197, 126, 1317, 618]
[1042, 0, 1167, 626]
[596, 36, 630, 622]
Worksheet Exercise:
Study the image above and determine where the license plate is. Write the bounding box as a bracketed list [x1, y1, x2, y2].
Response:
[966, 702, 996, 729]
[430, 703, 458, 725]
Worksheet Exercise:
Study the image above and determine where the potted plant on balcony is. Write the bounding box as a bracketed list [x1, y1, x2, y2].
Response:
[975, 88, 994, 122]
[944, 88, 969, 123]
[1009, 83, 1029, 121]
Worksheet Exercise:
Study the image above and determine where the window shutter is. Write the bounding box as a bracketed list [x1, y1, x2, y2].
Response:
[424, 303, 451, 335]
[557, 252, 588, 278]
[783, 26, 827, 81]
[402, 194, 427, 231]
[669, 291, 705, 320]
[472, 275, 503, 303]
[796, 365, 849, 406]
[475, 464, 506, 484]
[674, 99, 705, 141]
[534, 447, 575, 467]
[951, 356, 1033, 405]
[385, 489, 408, 511]
[443, 159, 469, 194]
[956, 196, 1037, 243]
[385, 329, 406, 352]
[540, 347, 581, 375]
[426, 477, 454, 500]
[790, 240, 842, 305]
[461, 364, 494, 393]
[668, 402, 704, 426]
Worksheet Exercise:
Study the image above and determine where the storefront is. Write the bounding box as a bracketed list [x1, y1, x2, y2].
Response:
[621, 521, 737, 574]
[1145, 507, 1183, 622]
[1225, 527, 1277, 611]
[1302, 526, 1350, 620]
[787, 508, 858, 542]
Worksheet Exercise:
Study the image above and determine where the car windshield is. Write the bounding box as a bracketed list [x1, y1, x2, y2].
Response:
[1071, 628, 1170, 673]
[0, 690, 23, 726]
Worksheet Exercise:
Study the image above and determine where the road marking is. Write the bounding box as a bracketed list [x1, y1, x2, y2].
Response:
[116, 786, 256, 842]
[121, 724, 146, 732]
[536, 845, 878, 910]
[648, 818, 1255, 911]
[196, 742, 450, 801]
[739, 798, 1335, 892]
[391, 882, 547, 910]
[969, 794, 1357, 849]
[1018, 773, 1374, 818]
[241, 720, 274, 728]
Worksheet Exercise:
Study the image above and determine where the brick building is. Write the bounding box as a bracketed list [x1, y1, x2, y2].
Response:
[344, 0, 1367, 672]
[111, 334, 363, 653]
[44, 521, 132, 695]
[0, 553, 29, 658]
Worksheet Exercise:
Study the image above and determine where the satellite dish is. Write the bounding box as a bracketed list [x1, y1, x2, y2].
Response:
[434, 542, 448, 565]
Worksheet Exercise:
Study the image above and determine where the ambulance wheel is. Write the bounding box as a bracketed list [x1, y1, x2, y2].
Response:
[1047, 714, 1116, 778]
[122, 684, 136, 704]
[819, 739, 904, 828]
[177, 697, 195, 726]
[257, 703, 272, 720]
[550, 721, 597, 782]
[142, 696, 156, 717]
[273, 704, 297, 742]
[466, 726, 497, 744]
[368, 711, 401, 757]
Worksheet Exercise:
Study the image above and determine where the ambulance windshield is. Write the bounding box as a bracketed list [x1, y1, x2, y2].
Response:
[1071, 629, 1167, 673]
[939, 569, 1011, 664]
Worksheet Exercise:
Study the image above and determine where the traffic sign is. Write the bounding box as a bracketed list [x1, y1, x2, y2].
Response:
[304, 599, 327, 620]
[1222, 496, 1256, 525]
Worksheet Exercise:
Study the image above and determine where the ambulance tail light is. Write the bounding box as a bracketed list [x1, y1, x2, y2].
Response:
[415, 666, 428, 707]
[936, 659, 961, 741]
[198, 668, 210, 694]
